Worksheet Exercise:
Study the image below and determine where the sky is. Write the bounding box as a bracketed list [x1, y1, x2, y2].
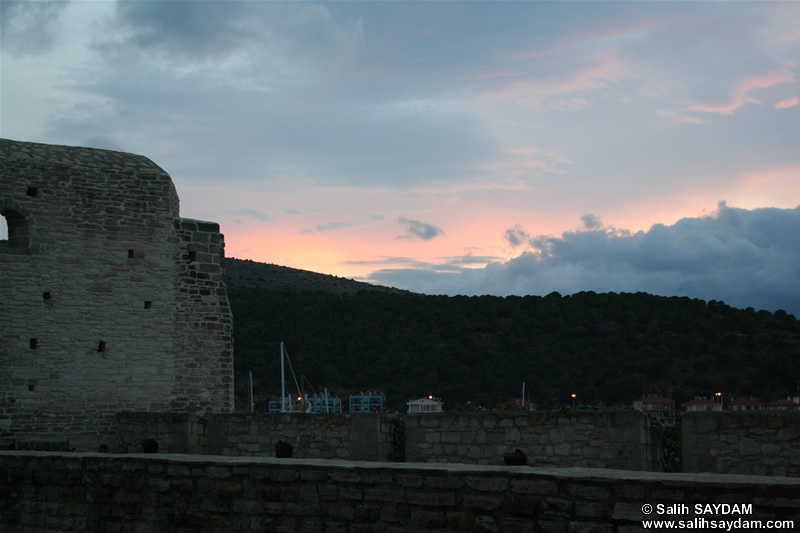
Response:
[2, 1, 800, 315]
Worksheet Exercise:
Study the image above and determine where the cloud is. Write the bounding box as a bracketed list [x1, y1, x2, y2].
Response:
[0, 1, 69, 56]
[656, 109, 705, 125]
[228, 209, 270, 223]
[580, 214, 603, 230]
[368, 204, 800, 314]
[688, 70, 796, 115]
[64, 3, 498, 192]
[479, 48, 629, 110]
[396, 218, 445, 241]
[312, 222, 355, 233]
[504, 225, 531, 248]
[96, 1, 364, 68]
[495, 144, 573, 179]
[774, 96, 799, 109]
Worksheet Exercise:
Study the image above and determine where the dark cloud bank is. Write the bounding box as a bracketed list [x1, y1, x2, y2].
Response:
[367, 203, 800, 315]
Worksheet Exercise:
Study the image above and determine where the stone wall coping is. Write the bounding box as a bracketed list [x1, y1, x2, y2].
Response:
[0, 138, 166, 174]
[3, 451, 798, 488]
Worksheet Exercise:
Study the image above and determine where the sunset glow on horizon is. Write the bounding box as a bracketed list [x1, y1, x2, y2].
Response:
[2, 1, 799, 313]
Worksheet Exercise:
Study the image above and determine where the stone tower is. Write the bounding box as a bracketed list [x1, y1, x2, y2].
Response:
[0, 139, 234, 451]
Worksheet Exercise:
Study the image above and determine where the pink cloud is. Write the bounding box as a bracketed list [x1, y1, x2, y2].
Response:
[498, 144, 573, 174]
[656, 108, 705, 125]
[774, 96, 800, 109]
[478, 48, 628, 109]
[688, 70, 796, 115]
[781, 30, 800, 42]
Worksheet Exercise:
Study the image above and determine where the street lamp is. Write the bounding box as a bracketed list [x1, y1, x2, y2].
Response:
[571, 393, 577, 408]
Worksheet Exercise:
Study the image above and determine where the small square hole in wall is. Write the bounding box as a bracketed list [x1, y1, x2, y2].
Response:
[188, 251, 197, 261]
[29, 338, 38, 349]
[26, 187, 38, 197]
[144, 301, 152, 309]
[43, 291, 52, 300]
[28, 384, 35, 392]
[97, 341, 106, 353]
[128, 249, 135, 259]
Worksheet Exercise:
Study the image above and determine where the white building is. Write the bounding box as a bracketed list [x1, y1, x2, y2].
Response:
[407, 396, 443, 414]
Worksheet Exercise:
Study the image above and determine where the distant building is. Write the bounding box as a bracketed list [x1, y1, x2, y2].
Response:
[407, 396, 443, 414]
[349, 392, 386, 413]
[765, 397, 800, 411]
[633, 395, 676, 425]
[268, 396, 342, 414]
[728, 396, 764, 411]
[682, 398, 723, 412]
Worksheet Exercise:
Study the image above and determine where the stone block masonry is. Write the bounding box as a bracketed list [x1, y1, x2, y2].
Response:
[0, 139, 234, 452]
[116, 412, 393, 461]
[682, 411, 800, 476]
[405, 410, 662, 471]
[0, 451, 797, 532]
[117, 410, 659, 471]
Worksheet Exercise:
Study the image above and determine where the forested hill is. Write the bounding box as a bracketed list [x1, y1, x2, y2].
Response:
[225, 258, 407, 295]
[226, 262, 800, 411]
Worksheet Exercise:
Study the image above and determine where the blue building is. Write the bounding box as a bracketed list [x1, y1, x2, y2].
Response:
[349, 393, 386, 413]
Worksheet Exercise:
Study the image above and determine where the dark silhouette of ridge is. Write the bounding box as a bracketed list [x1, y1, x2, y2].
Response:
[225, 257, 408, 295]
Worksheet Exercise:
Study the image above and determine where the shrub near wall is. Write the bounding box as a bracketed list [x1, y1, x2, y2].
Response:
[405, 410, 662, 471]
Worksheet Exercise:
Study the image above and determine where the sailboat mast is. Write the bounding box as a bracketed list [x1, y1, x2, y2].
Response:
[280, 341, 286, 413]
[249, 371, 254, 414]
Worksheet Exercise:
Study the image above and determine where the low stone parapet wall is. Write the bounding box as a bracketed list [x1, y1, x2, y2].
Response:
[682, 411, 800, 476]
[117, 412, 394, 461]
[405, 410, 661, 471]
[117, 410, 660, 471]
[206, 412, 393, 461]
[0, 451, 797, 532]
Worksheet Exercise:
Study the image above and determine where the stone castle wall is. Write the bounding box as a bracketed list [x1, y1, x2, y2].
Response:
[405, 410, 662, 471]
[117, 410, 660, 471]
[0, 451, 797, 533]
[117, 412, 394, 461]
[0, 139, 233, 452]
[682, 411, 800, 477]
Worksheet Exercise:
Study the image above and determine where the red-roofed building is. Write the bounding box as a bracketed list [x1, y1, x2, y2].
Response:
[633, 395, 676, 426]
[766, 397, 800, 410]
[682, 398, 723, 413]
[728, 396, 764, 411]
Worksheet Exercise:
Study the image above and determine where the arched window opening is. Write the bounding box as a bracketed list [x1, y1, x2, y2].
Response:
[1, 209, 29, 249]
[0, 214, 7, 247]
